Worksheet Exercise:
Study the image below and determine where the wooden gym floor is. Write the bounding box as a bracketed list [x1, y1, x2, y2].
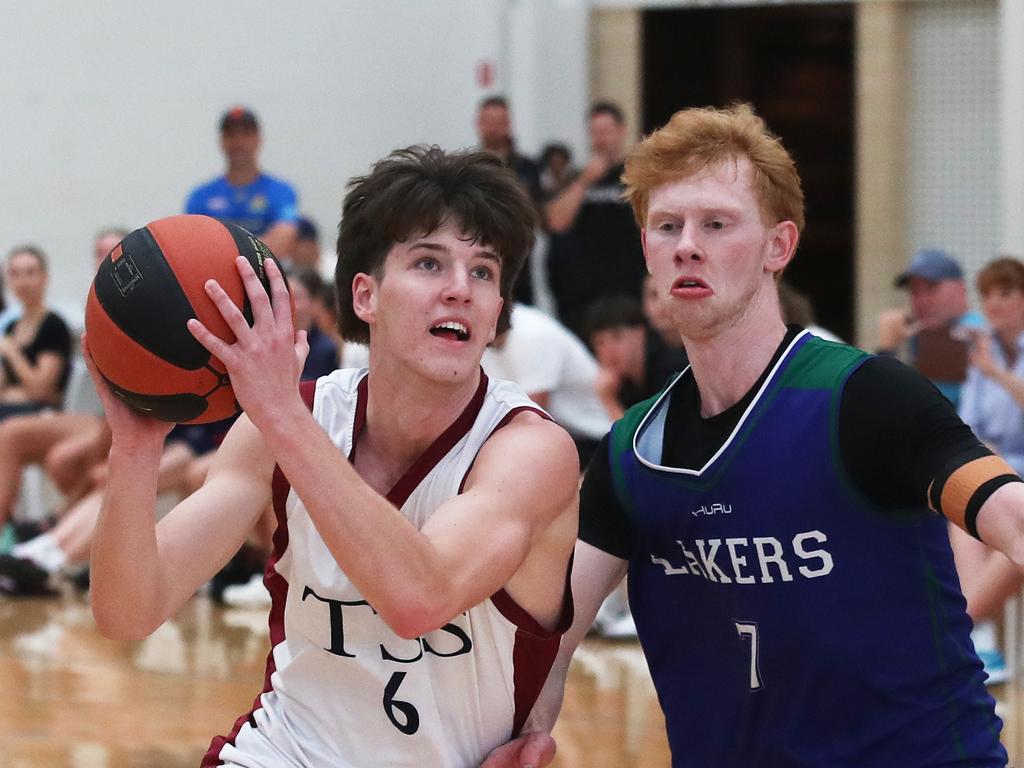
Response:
[1, 593, 1020, 767]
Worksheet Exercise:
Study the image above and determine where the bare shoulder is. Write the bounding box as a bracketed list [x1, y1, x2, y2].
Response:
[472, 410, 580, 501]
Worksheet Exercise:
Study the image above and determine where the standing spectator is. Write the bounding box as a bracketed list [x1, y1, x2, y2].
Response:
[185, 106, 299, 259]
[877, 249, 984, 407]
[950, 257, 1024, 683]
[0, 245, 71, 418]
[546, 102, 646, 338]
[475, 95, 542, 304]
[482, 302, 611, 464]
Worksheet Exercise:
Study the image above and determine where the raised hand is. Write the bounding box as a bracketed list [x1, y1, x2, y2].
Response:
[186, 257, 308, 431]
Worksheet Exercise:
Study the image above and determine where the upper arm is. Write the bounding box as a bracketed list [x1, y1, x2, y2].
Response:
[151, 415, 276, 613]
[419, 413, 579, 615]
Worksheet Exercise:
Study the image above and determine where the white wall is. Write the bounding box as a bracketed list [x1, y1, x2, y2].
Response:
[0, 0, 587, 324]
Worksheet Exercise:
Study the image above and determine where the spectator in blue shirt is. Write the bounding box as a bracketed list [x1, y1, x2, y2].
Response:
[185, 106, 299, 259]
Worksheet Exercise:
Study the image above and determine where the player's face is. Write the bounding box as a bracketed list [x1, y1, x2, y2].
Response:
[355, 220, 503, 386]
[642, 157, 794, 341]
[981, 284, 1024, 334]
[7, 251, 47, 307]
[220, 126, 260, 167]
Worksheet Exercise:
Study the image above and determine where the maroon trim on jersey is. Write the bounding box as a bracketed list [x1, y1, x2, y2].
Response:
[381, 371, 490, 508]
[493, 555, 574, 736]
[455, 401, 571, 737]
[201, 383, 315, 766]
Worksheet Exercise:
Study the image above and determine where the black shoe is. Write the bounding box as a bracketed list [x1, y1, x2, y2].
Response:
[210, 544, 265, 604]
[0, 554, 57, 597]
[11, 514, 57, 544]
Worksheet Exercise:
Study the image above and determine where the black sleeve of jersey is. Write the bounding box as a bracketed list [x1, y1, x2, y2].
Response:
[579, 433, 637, 560]
[838, 356, 992, 511]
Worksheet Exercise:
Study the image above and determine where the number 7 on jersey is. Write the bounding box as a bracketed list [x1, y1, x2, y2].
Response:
[735, 621, 763, 691]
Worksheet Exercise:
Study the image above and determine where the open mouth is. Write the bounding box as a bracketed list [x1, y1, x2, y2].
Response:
[430, 321, 471, 342]
[673, 277, 709, 290]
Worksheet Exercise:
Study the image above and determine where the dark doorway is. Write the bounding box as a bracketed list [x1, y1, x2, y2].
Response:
[642, 4, 855, 341]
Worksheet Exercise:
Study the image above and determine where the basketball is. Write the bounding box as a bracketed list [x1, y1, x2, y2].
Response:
[85, 214, 287, 424]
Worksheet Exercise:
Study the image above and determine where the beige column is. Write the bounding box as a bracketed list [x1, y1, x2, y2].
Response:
[854, 0, 909, 348]
[589, 8, 643, 142]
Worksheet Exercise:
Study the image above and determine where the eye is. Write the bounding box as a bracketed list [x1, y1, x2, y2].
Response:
[706, 220, 725, 231]
[471, 264, 495, 281]
[655, 221, 678, 233]
[415, 256, 440, 271]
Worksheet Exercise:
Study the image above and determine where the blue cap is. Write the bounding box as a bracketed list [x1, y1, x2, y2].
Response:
[895, 249, 963, 287]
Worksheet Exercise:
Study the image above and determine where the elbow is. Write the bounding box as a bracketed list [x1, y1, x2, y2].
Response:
[377, 590, 453, 641]
[91, 595, 160, 641]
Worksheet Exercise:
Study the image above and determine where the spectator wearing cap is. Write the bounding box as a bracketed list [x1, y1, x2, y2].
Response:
[877, 248, 985, 407]
[184, 106, 299, 260]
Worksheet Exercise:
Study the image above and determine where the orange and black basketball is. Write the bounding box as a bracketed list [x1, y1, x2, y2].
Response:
[85, 214, 287, 424]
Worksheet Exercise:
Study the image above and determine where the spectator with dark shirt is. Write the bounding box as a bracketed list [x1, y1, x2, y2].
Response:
[288, 266, 339, 380]
[476, 95, 542, 305]
[0, 245, 71, 419]
[545, 102, 646, 338]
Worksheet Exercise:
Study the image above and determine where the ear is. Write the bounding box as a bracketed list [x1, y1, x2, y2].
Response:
[351, 272, 378, 326]
[764, 221, 799, 276]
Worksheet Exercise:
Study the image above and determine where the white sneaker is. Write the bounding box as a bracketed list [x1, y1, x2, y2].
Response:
[222, 573, 271, 608]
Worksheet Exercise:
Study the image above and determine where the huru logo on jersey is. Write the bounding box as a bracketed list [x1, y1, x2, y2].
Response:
[650, 530, 834, 584]
[692, 502, 732, 517]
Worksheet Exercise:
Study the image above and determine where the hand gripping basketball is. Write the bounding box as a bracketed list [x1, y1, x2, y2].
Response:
[186, 256, 308, 429]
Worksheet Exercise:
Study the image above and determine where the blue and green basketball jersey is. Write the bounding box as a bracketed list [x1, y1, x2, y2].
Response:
[610, 331, 1005, 767]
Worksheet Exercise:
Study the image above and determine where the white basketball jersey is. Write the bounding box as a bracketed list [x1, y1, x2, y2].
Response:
[204, 369, 570, 768]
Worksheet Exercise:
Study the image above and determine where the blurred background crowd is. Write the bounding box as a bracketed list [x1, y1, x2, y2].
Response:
[3, 0, 1024, 684]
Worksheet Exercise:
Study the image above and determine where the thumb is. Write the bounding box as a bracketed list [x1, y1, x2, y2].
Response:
[518, 732, 556, 768]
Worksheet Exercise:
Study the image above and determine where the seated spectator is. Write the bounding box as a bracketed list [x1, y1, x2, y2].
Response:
[292, 216, 323, 271]
[0, 245, 71, 418]
[311, 281, 369, 371]
[0, 229, 124, 532]
[539, 143, 574, 197]
[877, 248, 984, 407]
[482, 302, 611, 464]
[585, 295, 687, 421]
[948, 256, 1024, 684]
[288, 266, 339, 380]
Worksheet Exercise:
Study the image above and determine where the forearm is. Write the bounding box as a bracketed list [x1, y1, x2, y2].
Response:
[4, 351, 59, 401]
[263, 406, 453, 636]
[545, 181, 587, 233]
[90, 440, 167, 638]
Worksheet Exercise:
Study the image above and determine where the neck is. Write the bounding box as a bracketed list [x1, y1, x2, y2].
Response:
[20, 303, 45, 322]
[226, 164, 259, 186]
[360, 358, 482, 470]
[681, 289, 787, 418]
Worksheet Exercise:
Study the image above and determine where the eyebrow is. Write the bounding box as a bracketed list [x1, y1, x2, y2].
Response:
[408, 241, 501, 262]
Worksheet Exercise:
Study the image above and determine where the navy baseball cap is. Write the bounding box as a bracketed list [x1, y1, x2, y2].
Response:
[895, 249, 964, 287]
[219, 106, 259, 133]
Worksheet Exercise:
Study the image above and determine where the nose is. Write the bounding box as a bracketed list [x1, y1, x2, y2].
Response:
[443, 265, 473, 304]
[673, 223, 704, 264]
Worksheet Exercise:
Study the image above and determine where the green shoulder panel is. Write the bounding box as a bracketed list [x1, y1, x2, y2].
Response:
[607, 385, 672, 517]
[778, 335, 868, 391]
